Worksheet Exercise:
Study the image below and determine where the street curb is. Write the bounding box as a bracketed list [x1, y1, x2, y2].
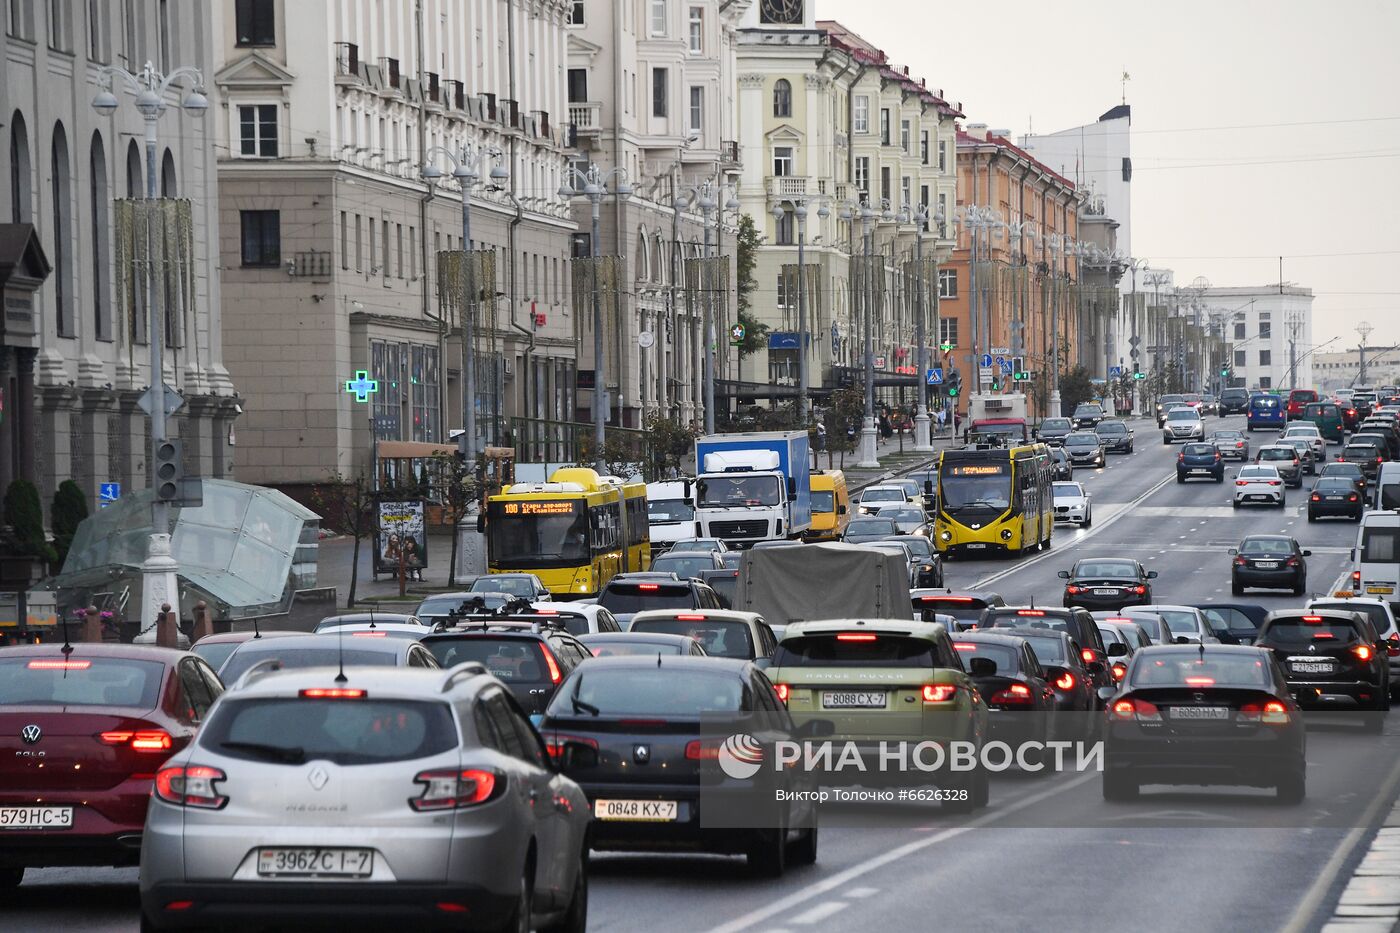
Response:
[1321, 803, 1400, 932]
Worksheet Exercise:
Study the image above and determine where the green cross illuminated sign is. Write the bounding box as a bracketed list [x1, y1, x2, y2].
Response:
[345, 370, 379, 403]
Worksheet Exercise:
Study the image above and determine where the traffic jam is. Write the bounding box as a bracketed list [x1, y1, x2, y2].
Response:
[4, 398, 1400, 931]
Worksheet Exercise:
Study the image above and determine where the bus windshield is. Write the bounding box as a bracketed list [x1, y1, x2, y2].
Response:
[940, 461, 1012, 513]
[697, 475, 782, 508]
[487, 500, 589, 569]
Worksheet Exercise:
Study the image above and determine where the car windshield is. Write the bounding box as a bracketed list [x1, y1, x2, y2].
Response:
[846, 518, 898, 536]
[470, 576, 538, 598]
[1053, 483, 1083, 498]
[0, 656, 166, 707]
[1129, 653, 1269, 687]
[627, 619, 755, 659]
[1261, 619, 1363, 647]
[1160, 396, 1185, 406]
[1073, 406, 1101, 416]
[202, 697, 456, 766]
[697, 475, 782, 508]
[1042, 419, 1071, 431]
[952, 641, 1018, 674]
[773, 633, 937, 668]
[1240, 539, 1294, 556]
[1075, 561, 1138, 579]
[1167, 410, 1198, 421]
[811, 490, 835, 512]
[940, 461, 1012, 512]
[1309, 602, 1390, 635]
[486, 499, 590, 568]
[598, 584, 695, 615]
[1098, 423, 1127, 435]
[221, 646, 396, 685]
[551, 668, 742, 716]
[648, 499, 694, 523]
[1065, 434, 1098, 447]
[651, 556, 717, 580]
[863, 487, 905, 501]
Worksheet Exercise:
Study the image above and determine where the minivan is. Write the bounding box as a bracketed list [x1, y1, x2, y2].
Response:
[806, 469, 851, 541]
[1376, 462, 1400, 511]
[1219, 387, 1252, 415]
[645, 480, 694, 554]
[1286, 388, 1319, 421]
[1351, 511, 1400, 610]
[1247, 394, 1286, 431]
[1300, 402, 1345, 443]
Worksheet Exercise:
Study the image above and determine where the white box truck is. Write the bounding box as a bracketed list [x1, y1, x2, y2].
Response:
[693, 431, 812, 547]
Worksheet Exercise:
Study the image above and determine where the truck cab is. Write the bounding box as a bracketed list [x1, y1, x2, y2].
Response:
[968, 394, 1031, 444]
[693, 431, 812, 548]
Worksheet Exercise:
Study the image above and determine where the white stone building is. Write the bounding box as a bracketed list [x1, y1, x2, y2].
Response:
[1202, 285, 1315, 392]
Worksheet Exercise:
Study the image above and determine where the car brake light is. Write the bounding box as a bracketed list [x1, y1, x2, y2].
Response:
[774, 684, 790, 703]
[928, 596, 974, 602]
[1353, 571, 1362, 587]
[27, 659, 92, 670]
[922, 684, 958, 702]
[1234, 556, 1249, 567]
[1111, 698, 1161, 721]
[544, 734, 599, 761]
[685, 740, 722, 760]
[300, 688, 367, 699]
[1302, 616, 1323, 623]
[1238, 700, 1290, 724]
[99, 729, 173, 752]
[1054, 672, 1076, 690]
[1133, 585, 1146, 595]
[1017, 609, 1046, 617]
[410, 768, 502, 811]
[1185, 676, 1215, 685]
[540, 646, 563, 684]
[1354, 645, 1375, 662]
[837, 633, 877, 641]
[351, 631, 387, 637]
[953, 643, 976, 652]
[1111, 662, 1127, 681]
[638, 583, 660, 591]
[1066, 585, 1081, 595]
[675, 613, 707, 621]
[989, 684, 1033, 706]
[1081, 648, 1098, 663]
[1177, 453, 1185, 461]
[1350, 494, 1360, 501]
[154, 765, 228, 809]
[1310, 494, 1321, 502]
[1267, 480, 1281, 486]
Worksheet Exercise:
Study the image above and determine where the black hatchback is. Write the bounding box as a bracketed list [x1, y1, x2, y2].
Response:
[1058, 558, 1157, 611]
[420, 622, 593, 714]
[951, 631, 1058, 748]
[1255, 609, 1389, 728]
[1309, 476, 1365, 521]
[979, 606, 1114, 697]
[1176, 442, 1224, 483]
[1230, 535, 1310, 596]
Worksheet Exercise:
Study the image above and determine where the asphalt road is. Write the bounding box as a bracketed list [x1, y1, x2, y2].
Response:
[11, 414, 1396, 932]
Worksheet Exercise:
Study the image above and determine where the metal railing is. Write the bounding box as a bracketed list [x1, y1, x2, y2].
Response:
[506, 417, 653, 478]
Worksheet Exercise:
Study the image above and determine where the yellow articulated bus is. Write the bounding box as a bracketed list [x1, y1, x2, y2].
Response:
[485, 467, 649, 598]
[933, 443, 1053, 558]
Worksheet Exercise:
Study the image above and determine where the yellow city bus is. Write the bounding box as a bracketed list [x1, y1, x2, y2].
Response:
[485, 468, 650, 598]
[932, 443, 1053, 558]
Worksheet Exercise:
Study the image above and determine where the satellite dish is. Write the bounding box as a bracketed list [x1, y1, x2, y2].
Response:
[638, 331, 655, 349]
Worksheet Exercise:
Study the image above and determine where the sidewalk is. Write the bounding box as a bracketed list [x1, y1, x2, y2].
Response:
[824, 427, 957, 493]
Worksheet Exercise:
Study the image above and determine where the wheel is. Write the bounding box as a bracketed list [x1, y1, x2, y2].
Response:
[1276, 764, 1306, 804]
[542, 856, 588, 933]
[1307, 511, 1317, 522]
[1102, 769, 1139, 801]
[1292, 577, 1305, 597]
[139, 913, 161, 933]
[1084, 510, 1092, 528]
[1278, 497, 1287, 508]
[1232, 499, 1241, 509]
[970, 763, 991, 809]
[1177, 474, 1186, 484]
[1162, 437, 1171, 446]
[1232, 580, 1244, 596]
[494, 871, 532, 933]
[747, 824, 787, 878]
[789, 823, 819, 867]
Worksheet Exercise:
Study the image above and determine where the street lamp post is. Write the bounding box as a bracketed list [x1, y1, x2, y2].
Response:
[1125, 257, 1150, 406]
[958, 206, 1001, 405]
[897, 201, 940, 451]
[92, 60, 208, 626]
[421, 144, 509, 466]
[560, 164, 632, 472]
[770, 195, 830, 424]
[838, 198, 892, 468]
[678, 177, 740, 434]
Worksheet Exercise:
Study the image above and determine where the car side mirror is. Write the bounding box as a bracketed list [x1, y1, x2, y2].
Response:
[1227, 548, 1238, 556]
[797, 718, 836, 739]
[1302, 549, 1313, 557]
[1086, 659, 1107, 675]
[1107, 642, 1128, 657]
[1174, 636, 1192, 645]
[969, 657, 997, 677]
[787, 477, 797, 499]
[1147, 570, 1159, 579]
[1057, 570, 1071, 579]
[837, 504, 848, 515]
[1097, 686, 1119, 704]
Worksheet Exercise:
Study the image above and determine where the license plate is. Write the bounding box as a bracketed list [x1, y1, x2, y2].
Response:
[1291, 661, 1334, 675]
[594, 799, 678, 822]
[1170, 706, 1228, 720]
[0, 806, 72, 830]
[967, 543, 988, 550]
[1256, 561, 1279, 569]
[822, 691, 886, 709]
[1249, 495, 1270, 501]
[1326, 496, 1344, 501]
[1368, 586, 1395, 595]
[1094, 588, 1118, 595]
[257, 848, 373, 877]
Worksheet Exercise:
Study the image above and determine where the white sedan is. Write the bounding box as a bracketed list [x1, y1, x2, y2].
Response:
[1233, 464, 1286, 508]
[1052, 481, 1092, 526]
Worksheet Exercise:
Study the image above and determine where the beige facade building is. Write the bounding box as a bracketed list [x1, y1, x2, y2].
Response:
[214, 0, 577, 491]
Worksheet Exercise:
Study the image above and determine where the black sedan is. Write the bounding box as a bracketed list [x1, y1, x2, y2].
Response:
[1063, 431, 1106, 468]
[539, 656, 821, 875]
[994, 627, 1102, 739]
[1072, 404, 1105, 429]
[1230, 535, 1309, 596]
[1049, 446, 1074, 481]
[1308, 476, 1364, 522]
[1189, 603, 1269, 645]
[886, 534, 944, 588]
[952, 631, 1059, 751]
[1037, 417, 1074, 446]
[1318, 460, 1368, 496]
[1096, 419, 1135, 454]
[1060, 558, 1157, 611]
[1103, 645, 1306, 802]
[578, 632, 710, 657]
[1256, 609, 1389, 730]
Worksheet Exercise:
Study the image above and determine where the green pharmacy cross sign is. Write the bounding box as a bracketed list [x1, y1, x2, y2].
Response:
[345, 370, 379, 403]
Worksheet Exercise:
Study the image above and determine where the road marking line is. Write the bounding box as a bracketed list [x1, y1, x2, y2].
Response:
[790, 901, 849, 925]
[845, 887, 879, 899]
[706, 772, 1098, 933]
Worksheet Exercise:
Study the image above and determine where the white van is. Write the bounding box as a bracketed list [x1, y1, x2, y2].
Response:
[645, 480, 694, 554]
[1376, 462, 1400, 510]
[1352, 511, 1400, 608]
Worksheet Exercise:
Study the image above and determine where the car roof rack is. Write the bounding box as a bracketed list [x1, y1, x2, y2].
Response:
[232, 658, 284, 691]
[440, 661, 489, 693]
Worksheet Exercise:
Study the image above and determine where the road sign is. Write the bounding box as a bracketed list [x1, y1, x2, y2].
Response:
[990, 347, 1010, 355]
[927, 368, 943, 385]
[99, 482, 121, 510]
[980, 353, 993, 368]
[874, 356, 887, 368]
[979, 366, 994, 384]
[1130, 347, 1140, 361]
[138, 382, 185, 418]
[1000, 359, 1014, 375]
[1129, 335, 1141, 348]
[1109, 366, 1123, 376]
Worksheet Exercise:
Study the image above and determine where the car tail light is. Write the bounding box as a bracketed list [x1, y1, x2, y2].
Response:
[1234, 557, 1248, 567]
[99, 729, 173, 752]
[953, 643, 976, 652]
[1054, 672, 1076, 691]
[1111, 698, 1161, 722]
[837, 633, 877, 641]
[544, 734, 599, 761]
[1238, 700, 1290, 724]
[410, 768, 502, 810]
[1350, 494, 1360, 502]
[1017, 609, 1046, 617]
[1268, 480, 1282, 486]
[1133, 585, 1147, 595]
[1302, 615, 1324, 623]
[675, 613, 707, 621]
[1185, 676, 1216, 686]
[1081, 648, 1098, 664]
[1379, 457, 1385, 464]
[1286, 557, 1299, 568]
[774, 684, 790, 703]
[922, 684, 958, 702]
[1389, 634, 1400, 658]
[27, 659, 92, 670]
[1310, 494, 1321, 502]
[989, 684, 1033, 706]
[300, 688, 366, 699]
[638, 584, 659, 591]
[1354, 645, 1375, 662]
[685, 740, 723, 760]
[540, 646, 563, 684]
[1066, 585, 1081, 595]
[1178, 453, 1185, 461]
[1353, 571, 1362, 587]
[928, 596, 974, 603]
[154, 765, 228, 809]
[1111, 662, 1127, 681]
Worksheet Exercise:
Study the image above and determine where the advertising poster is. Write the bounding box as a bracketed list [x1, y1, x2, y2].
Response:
[375, 500, 428, 575]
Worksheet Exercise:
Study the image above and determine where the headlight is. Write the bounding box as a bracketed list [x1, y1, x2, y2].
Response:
[1000, 529, 1014, 541]
[940, 530, 952, 542]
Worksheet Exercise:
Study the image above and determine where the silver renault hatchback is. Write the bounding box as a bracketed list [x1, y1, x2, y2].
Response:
[139, 663, 590, 932]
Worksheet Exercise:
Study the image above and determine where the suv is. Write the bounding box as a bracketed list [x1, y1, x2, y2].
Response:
[1255, 609, 1390, 730]
[420, 621, 594, 713]
[1177, 442, 1224, 483]
[1162, 407, 1205, 444]
[911, 589, 1007, 626]
[1037, 417, 1074, 446]
[1307, 597, 1400, 699]
[1072, 404, 1105, 429]
[596, 575, 723, 628]
[139, 665, 591, 931]
[628, 608, 778, 660]
[1219, 387, 1252, 415]
[767, 619, 990, 811]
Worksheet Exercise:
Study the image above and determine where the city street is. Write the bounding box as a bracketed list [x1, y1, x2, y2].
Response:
[12, 414, 1399, 933]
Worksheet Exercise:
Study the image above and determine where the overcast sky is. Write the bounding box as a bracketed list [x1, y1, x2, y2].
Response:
[817, 0, 1400, 352]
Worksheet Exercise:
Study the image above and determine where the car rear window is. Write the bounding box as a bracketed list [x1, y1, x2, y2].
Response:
[0, 657, 166, 708]
[1120, 612, 1170, 641]
[598, 583, 695, 615]
[1199, 608, 1259, 633]
[983, 610, 1072, 633]
[422, 637, 551, 682]
[192, 642, 242, 673]
[773, 633, 936, 668]
[1252, 398, 1280, 410]
[1240, 539, 1293, 556]
[651, 556, 718, 580]
[1013, 634, 1068, 665]
[1155, 610, 1201, 634]
[417, 597, 470, 617]
[1074, 562, 1138, 579]
[628, 618, 754, 659]
[1129, 654, 1269, 687]
[1362, 527, 1400, 563]
[202, 697, 456, 765]
[1308, 603, 1389, 635]
[584, 640, 688, 657]
[221, 647, 395, 685]
[914, 596, 990, 622]
[552, 667, 742, 716]
[1260, 448, 1294, 460]
[1260, 618, 1364, 646]
[952, 641, 1018, 674]
[1183, 444, 1215, 455]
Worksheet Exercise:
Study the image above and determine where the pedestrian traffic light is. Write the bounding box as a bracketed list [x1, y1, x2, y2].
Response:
[990, 375, 1002, 391]
[947, 371, 961, 397]
[154, 439, 183, 502]
[1220, 365, 1230, 377]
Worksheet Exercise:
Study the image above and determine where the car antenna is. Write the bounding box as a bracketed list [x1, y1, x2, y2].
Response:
[60, 607, 73, 657]
[657, 652, 663, 668]
[253, 617, 262, 639]
[334, 623, 348, 684]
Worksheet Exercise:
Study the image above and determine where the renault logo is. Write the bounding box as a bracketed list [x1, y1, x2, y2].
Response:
[1308, 644, 1317, 654]
[20, 725, 41, 745]
[308, 766, 330, 791]
[633, 744, 651, 765]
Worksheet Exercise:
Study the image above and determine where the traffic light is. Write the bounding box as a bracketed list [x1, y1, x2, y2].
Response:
[990, 375, 1002, 391]
[947, 371, 961, 398]
[1132, 362, 1145, 381]
[154, 438, 183, 502]
[1132, 371, 1146, 380]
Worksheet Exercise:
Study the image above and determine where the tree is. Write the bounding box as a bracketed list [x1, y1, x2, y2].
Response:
[1057, 365, 1095, 415]
[734, 213, 770, 357]
[3, 479, 54, 564]
[310, 472, 377, 608]
[645, 412, 700, 478]
[431, 453, 479, 587]
[50, 480, 89, 569]
[823, 386, 865, 469]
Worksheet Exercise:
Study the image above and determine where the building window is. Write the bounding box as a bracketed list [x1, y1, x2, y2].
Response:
[652, 67, 668, 117]
[86, 0, 106, 61]
[8, 111, 30, 223]
[1234, 349, 1246, 367]
[775, 209, 794, 246]
[880, 109, 890, 145]
[370, 340, 403, 440]
[776, 269, 789, 308]
[920, 184, 930, 230]
[1259, 375, 1272, 389]
[239, 209, 281, 267]
[901, 176, 911, 208]
[410, 344, 441, 442]
[157, 0, 168, 68]
[880, 165, 891, 203]
[938, 193, 948, 235]
[772, 146, 793, 177]
[234, 0, 274, 46]
[688, 5, 702, 52]
[89, 131, 111, 341]
[50, 122, 73, 337]
[853, 95, 869, 134]
[900, 119, 910, 153]
[689, 86, 703, 133]
[7, 0, 35, 40]
[1234, 322, 1246, 340]
[938, 140, 947, 172]
[354, 214, 363, 271]
[568, 0, 583, 26]
[1259, 349, 1271, 367]
[1259, 321, 1271, 339]
[567, 68, 587, 103]
[938, 269, 957, 300]
[47, 0, 70, 50]
[773, 78, 791, 118]
[854, 156, 869, 195]
[939, 316, 958, 346]
[649, 0, 666, 35]
[237, 104, 278, 157]
[920, 130, 929, 165]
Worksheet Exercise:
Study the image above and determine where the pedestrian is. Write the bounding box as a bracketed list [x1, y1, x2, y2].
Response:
[815, 422, 827, 452]
[404, 537, 423, 582]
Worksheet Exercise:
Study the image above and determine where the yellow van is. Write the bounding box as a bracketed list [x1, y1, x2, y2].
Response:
[807, 470, 851, 541]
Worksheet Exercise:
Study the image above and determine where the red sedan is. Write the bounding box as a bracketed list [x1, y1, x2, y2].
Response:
[0, 643, 222, 887]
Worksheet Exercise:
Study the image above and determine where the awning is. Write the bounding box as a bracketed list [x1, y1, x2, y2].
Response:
[376, 440, 457, 459]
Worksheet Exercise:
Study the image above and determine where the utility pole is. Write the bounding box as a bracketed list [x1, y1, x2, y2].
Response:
[1358, 321, 1374, 385]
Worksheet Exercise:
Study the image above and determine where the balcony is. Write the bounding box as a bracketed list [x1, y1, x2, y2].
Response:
[765, 176, 811, 199]
[720, 140, 741, 167]
[569, 101, 602, 134]
[333, 42, 359, 83]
